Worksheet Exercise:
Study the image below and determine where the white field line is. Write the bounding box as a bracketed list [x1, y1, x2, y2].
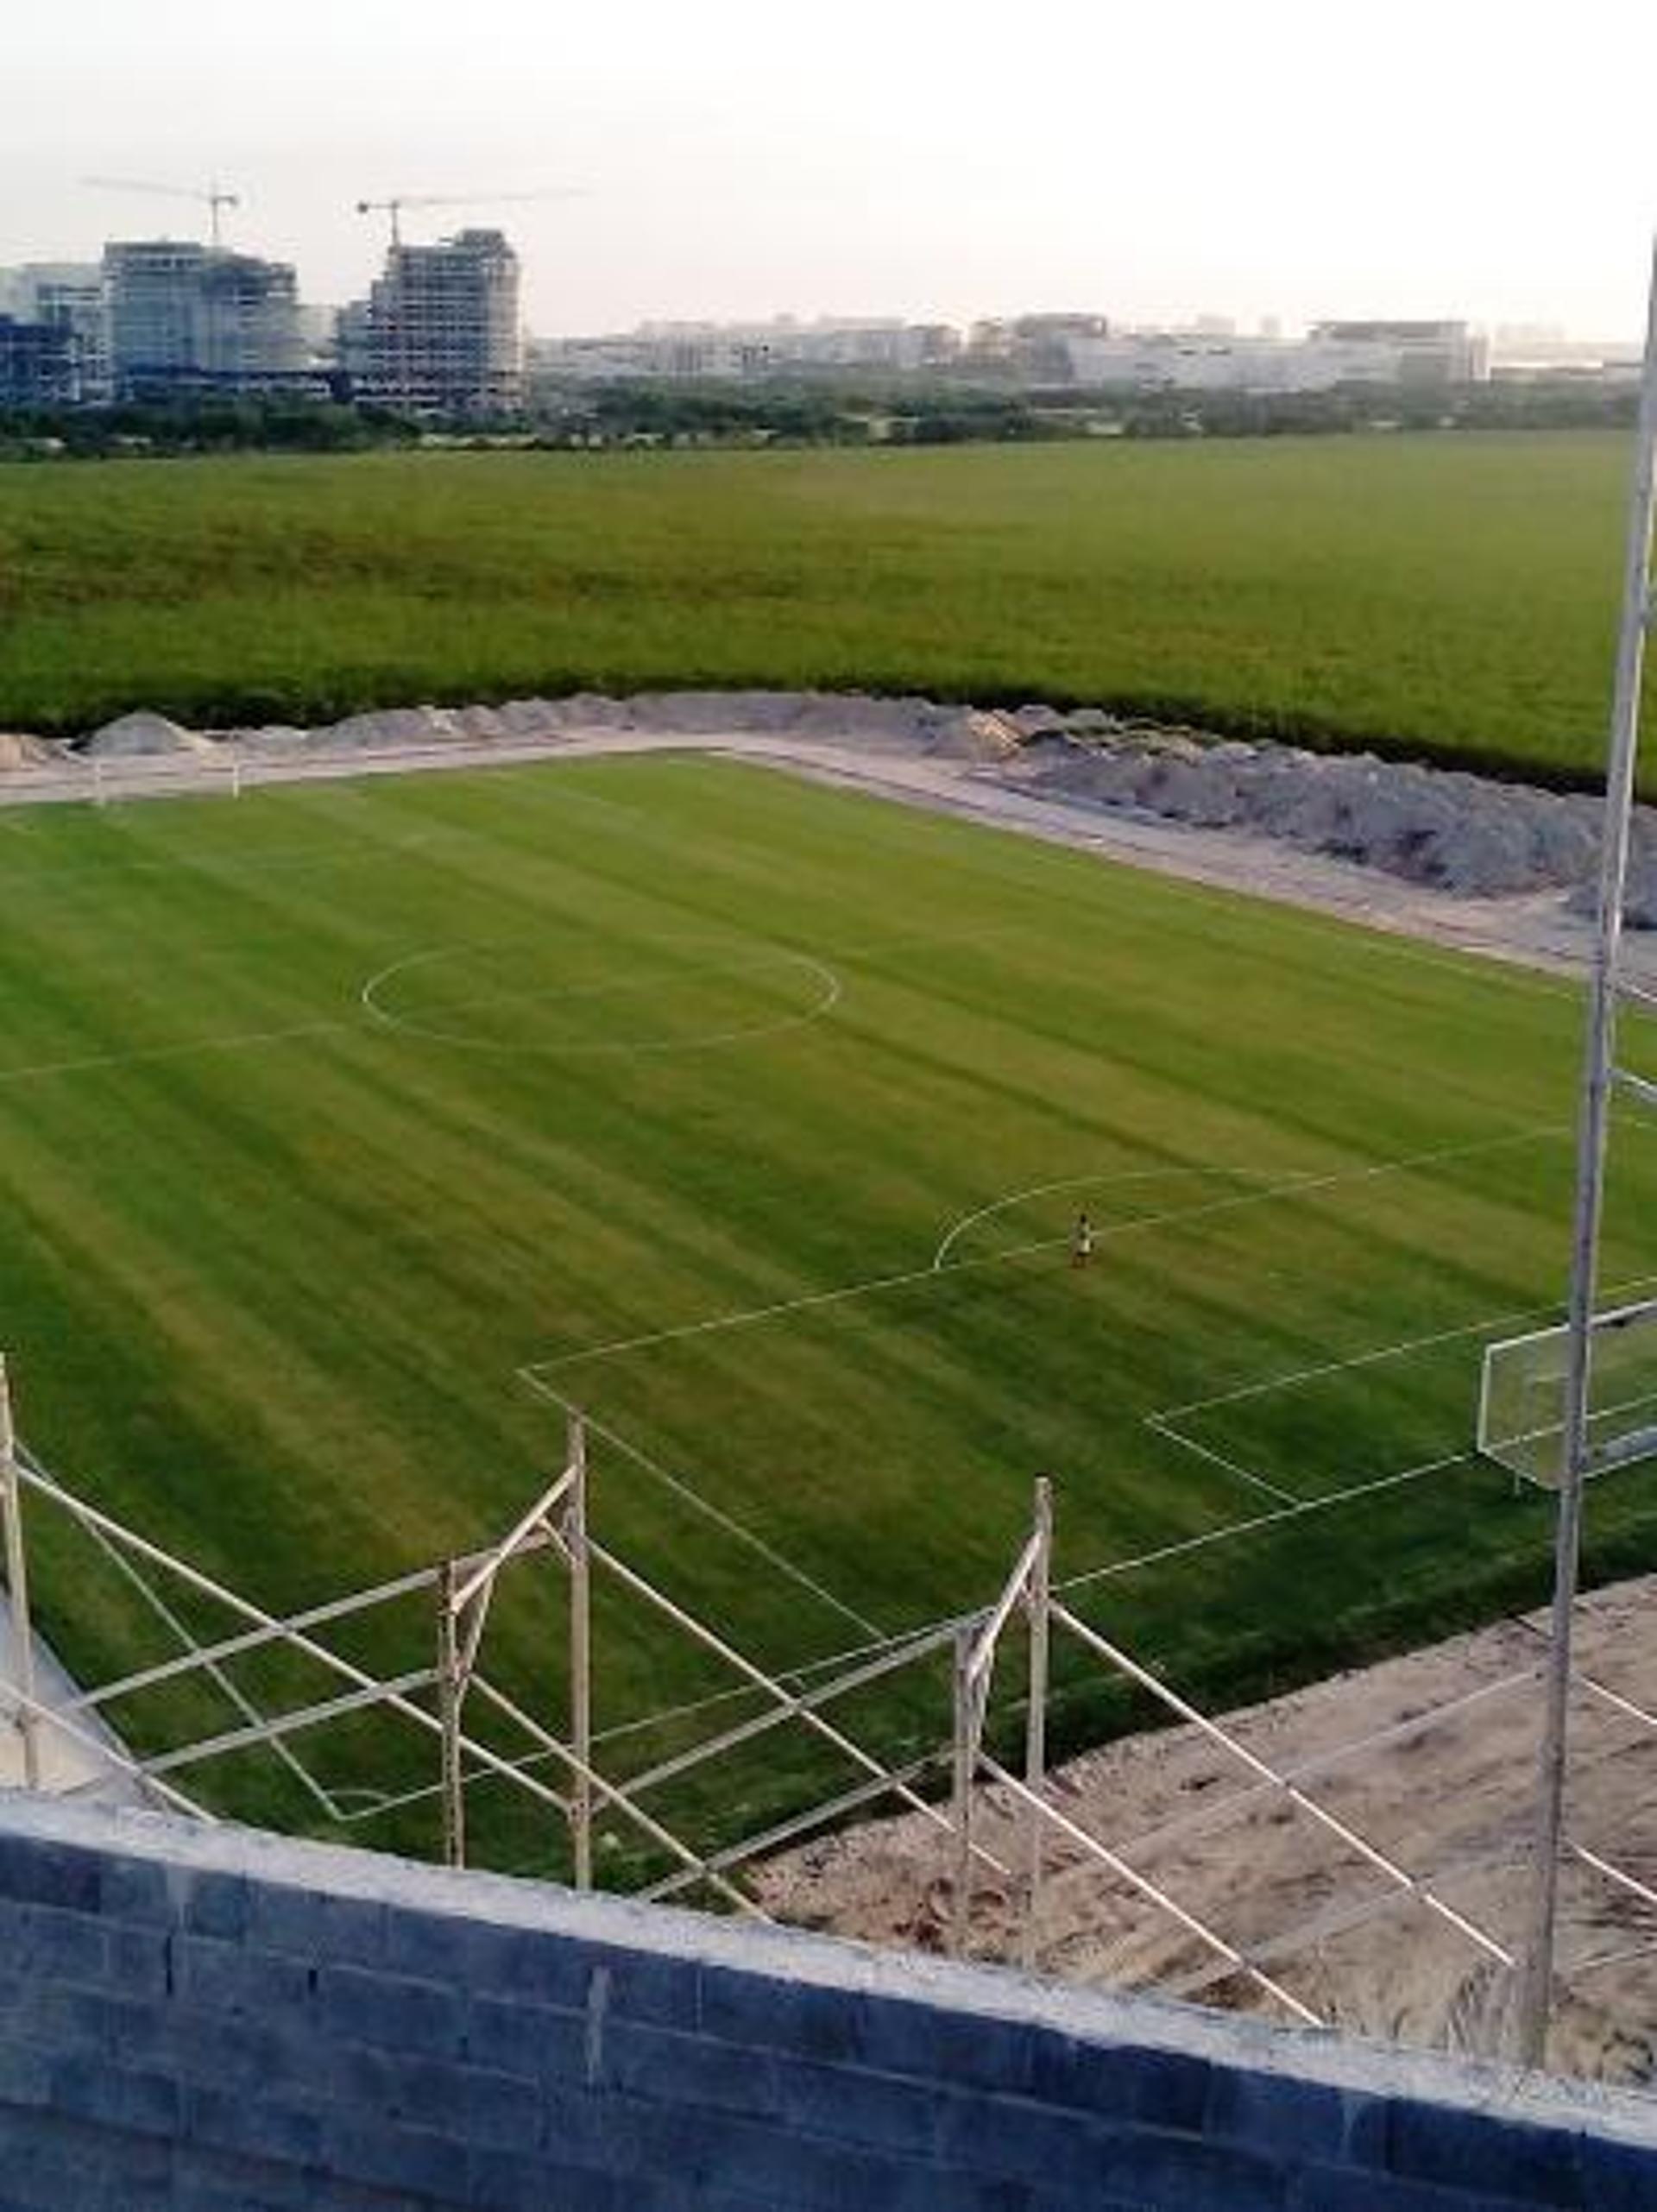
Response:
[930, 1164, 1285, 1274]
[0, 1017, 354, 1090]
[1142, 1417, 1297, 1506]
[526, 1120, 1567, 1381]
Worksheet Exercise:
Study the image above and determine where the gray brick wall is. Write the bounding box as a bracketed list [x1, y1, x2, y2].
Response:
[0, 1792, 1650, 2210]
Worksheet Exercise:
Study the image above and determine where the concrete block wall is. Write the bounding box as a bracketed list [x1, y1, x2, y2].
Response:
[0, 1792, 1651, 2209]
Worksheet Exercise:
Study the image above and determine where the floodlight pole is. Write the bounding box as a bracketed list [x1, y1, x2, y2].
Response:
[566, 1416, 594, 1891]
[1517, 234, 1657, 2070]
[1022, 1477, 1053, 1971]
[0, 1359, 41, 1790]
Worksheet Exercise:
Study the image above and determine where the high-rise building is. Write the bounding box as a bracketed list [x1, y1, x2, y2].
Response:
[0, 263, 109, 402]
[104, 241, 306, 391]
[351, 230, 523, 412]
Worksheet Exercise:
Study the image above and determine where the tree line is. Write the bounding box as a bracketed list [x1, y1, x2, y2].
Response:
[0, 377, 1639, 461]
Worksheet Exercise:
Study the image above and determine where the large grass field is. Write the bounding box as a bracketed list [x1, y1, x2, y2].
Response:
[3, 754, 1656, 1886]
[0, 435, 1639, 783]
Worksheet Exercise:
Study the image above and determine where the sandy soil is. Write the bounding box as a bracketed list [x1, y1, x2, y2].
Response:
[752, 1578, 1657, 2085]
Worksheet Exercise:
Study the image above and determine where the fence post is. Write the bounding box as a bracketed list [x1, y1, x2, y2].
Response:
[0, 1358, 41, 1790]
[437, 1560, 465, 1868]
[1023, 1476, 1053, 1969]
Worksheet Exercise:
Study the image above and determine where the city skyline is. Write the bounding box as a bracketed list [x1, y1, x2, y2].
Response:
[5, 0, 1657, 343]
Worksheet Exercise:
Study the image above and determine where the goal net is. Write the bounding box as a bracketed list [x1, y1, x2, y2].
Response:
[1477, 1297, 1657, 1488]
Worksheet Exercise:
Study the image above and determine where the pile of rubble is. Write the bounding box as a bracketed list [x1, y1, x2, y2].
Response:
[1011, 722, 1622, 904]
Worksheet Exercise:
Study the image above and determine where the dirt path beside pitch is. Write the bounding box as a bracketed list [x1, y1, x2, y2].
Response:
[752, 1576, 1657, 2087]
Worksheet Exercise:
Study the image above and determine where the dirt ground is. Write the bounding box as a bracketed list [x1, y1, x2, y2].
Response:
[752, 1578, 1657, 2083]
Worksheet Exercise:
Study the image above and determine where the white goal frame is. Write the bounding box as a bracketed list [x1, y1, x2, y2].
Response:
[1477, 1296, 1657, 1488]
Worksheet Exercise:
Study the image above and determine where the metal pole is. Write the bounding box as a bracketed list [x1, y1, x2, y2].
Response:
[950, 1623, 976, 1959]
[1517, 234, 1657, 2070]
[1022, 1476, 1053, 1970]
[437, 1560, 464, 1869]
[567, 1415, 594, 1890]
[0, 1359, 41, 1789]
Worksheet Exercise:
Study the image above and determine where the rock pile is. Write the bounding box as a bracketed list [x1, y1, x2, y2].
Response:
[83, 711, 212, 759]
[1018, 727, 1613, 902]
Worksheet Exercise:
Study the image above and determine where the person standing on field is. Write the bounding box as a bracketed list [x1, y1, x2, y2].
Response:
[1071, 1211, 1093, 1268]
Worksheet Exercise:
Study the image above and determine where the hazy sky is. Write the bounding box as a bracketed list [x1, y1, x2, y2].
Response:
[5, 0, 1656, 337]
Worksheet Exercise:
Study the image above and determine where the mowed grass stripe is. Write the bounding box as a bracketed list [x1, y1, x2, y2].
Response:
[0, 752, 1650, 1869]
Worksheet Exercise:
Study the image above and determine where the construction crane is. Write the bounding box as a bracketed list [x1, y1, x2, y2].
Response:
[356, 191, 580, 251]
[83, 176, 242, 250]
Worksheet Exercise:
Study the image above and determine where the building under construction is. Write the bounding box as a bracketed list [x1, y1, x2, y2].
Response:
[347, 229, 524, 413]
[104, 241, 307, 393]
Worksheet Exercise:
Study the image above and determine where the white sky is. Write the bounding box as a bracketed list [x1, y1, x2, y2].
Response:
[4, 0, 1655, 337]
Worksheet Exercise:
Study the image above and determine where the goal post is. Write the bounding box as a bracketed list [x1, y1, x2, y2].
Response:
[1477, 1297, 1657, 1488]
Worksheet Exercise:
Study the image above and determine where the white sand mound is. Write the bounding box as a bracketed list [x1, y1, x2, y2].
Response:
[83, 711, 212, 758]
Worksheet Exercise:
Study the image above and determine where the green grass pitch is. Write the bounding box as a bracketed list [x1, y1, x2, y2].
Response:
[3, 754, 1654, 1882]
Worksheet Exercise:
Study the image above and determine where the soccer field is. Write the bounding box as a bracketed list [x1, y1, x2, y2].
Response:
[3, 754, 1655, 1880]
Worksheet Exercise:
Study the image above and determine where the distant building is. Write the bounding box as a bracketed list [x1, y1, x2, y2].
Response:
[349, 230, 523, 412]
[965, 315, 1111, 378]
[0, 315, 83, 406]
[533, 316, 961, 383]
[1065, 318, 1490, 394]
[0, 262, 109, 402]
[104, 241, 306, 392]
[1304, 320, 1489, 385]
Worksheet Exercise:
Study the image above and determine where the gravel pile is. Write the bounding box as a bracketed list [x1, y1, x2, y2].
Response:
[1019, 726, 1616, 901]
[83, 711, 214, 759]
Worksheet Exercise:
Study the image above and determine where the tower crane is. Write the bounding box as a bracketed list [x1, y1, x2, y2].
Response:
[355, 190, 581, 250]
[83, 176, 242, 250]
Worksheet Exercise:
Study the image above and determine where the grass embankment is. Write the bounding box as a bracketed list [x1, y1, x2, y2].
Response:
[0, 756, 1652, 1881]
[0, 435, 1636, 783]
